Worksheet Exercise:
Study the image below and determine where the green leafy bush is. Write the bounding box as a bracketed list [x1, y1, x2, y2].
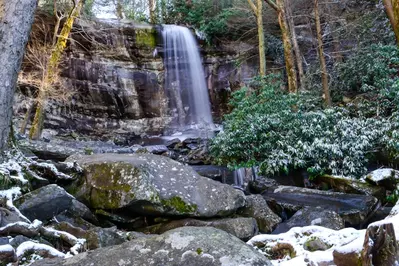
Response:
[210, 75, 395, 179]
[165, 0, 236, 42]
[333, 44, 399, 117]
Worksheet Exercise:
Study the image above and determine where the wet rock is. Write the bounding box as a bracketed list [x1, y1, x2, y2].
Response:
[140, 145, 168, 154]
[190, 165, 233, 182]
[140, 217, 258, 241]
[9, 235, 31, 248]
[30, 227, 272, 266]
[14, 184, 74, 221]
[273, 207, 344, 234]
[364, 168, 399, 190]
[95, 209, 146, 230]
[0, 237, 9, 245]
[249, 178, 279, 193]
[20, 140, 81, 161]
[0, 244, 16, 264]
[67, 154, 245, 217]
[264, 186, 378, 227]
[237, 194, 281, 233]
[165, 138, 181, 148]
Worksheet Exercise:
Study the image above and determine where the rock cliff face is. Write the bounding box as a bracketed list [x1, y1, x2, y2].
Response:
[14, 18, 257, 138]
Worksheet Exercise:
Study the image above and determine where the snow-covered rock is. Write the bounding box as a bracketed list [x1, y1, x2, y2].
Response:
[0, 244, 16, 264]
[364, 168, 399, 190]
[247, 226, 365, 265]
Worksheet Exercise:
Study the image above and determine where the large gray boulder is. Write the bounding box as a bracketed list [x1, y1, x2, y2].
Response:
[67, 154, 245, 217]
[14, 184, 74, 221]
[30, 227, 272, 266]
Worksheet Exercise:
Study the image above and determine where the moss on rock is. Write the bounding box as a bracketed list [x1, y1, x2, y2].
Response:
[161, 196, 197, 214]
[136, 29, 156, 48]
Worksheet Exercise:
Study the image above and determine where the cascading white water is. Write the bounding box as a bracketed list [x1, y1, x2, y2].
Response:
[233, 168, 246, 189]
[162, 25, 214, 134]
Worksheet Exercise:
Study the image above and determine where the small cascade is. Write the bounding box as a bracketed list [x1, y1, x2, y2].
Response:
[162, 25, 214, 136]
[233, 168, 246, 189]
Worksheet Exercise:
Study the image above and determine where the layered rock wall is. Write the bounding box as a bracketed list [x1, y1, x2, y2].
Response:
[14, 18, 257, 138]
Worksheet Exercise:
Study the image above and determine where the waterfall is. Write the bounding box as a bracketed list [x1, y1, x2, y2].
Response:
[162, 25, 214, 135]
[233, 168, 246, 189]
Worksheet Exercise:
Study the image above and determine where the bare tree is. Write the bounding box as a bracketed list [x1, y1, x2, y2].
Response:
[247, 0, 266, 76]
[149, 0, 156, 23]
[0, 0, 37, 151]
[29, 0, 84, 139]
[265, 0, 297, 93]
[314, 0, 331, 106]
[285, 1, 304, 90]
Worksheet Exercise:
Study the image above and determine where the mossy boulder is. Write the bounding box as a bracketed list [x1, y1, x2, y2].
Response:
[67, 154, 245, 217]
[314, 175, 385, 200]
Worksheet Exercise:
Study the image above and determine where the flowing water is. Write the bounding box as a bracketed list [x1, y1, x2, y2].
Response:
[162, 25, 214, 136]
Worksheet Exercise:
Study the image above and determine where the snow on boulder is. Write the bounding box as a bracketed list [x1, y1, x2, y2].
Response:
[66, 154, 246, 217]
[364, 168, 399, 190]
[0, 244, 16, 264]
[247, 225, 365, 265]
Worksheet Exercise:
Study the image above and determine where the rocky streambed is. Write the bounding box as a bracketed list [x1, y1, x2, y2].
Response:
[1, 136, 399, 265]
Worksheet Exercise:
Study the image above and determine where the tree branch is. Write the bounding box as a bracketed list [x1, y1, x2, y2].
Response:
[264, 0, 279, 11]
[247, 0, 258, 14]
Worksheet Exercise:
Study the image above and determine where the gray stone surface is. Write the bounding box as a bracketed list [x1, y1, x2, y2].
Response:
[14, 184, 74, 221]
[238, 194, 281, 233]
[30, 227, 272, 266]
[67, 154, 246, 217]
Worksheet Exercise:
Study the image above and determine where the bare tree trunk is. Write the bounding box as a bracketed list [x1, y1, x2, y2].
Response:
[383, 0, 399, 46]
[315, 0, 331, 107]
[30, 0, 83, 140]
[286, 0, 304, 90]
[248, 0, 266, 76]
[276, 0, 297, 93]
[115, 0, 124, 19]
[149, 0, 156, 24]
[0, 0, 37, 151]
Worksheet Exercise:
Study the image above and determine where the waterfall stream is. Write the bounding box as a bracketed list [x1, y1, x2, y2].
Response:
[162, 25, 214, 136]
